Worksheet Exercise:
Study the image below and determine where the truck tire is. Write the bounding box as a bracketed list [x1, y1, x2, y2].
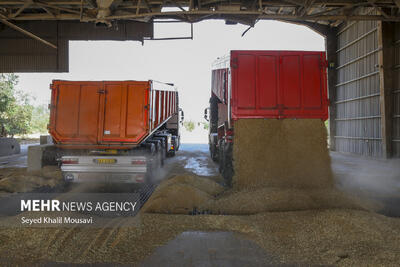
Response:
[154, 142, 163, 168]
[175, 136, 180, 151]
[158, 139, 166, 166]
[157, 149, 163, 168]
[210, 143, 218, 162]
[218, 139, 224, 174]
[222, 141, 234, 187]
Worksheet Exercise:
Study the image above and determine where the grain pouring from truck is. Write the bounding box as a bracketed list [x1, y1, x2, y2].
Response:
[47, 80, 183, 186]
[205, 50, 329, 186]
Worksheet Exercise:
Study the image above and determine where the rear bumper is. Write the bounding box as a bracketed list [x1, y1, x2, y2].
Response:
[60, 155, 148, 183]
[61, 172, 146, 183]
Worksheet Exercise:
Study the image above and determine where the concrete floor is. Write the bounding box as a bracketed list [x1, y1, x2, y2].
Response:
[331, 151, 400, 217]
[0, 143, 33, 168]
[331, 151, 400, 196]
[139, 231, 277, 267]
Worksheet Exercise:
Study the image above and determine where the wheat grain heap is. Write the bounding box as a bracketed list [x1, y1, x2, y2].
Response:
[232, 119, 333, 189]
[0, 166, 62, 194]
[143, 119, 375, 214]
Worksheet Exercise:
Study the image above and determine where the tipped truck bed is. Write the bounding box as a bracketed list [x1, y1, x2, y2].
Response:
[49, 80, 178, 149]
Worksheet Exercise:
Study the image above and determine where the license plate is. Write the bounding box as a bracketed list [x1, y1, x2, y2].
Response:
[95, 158, 117, 164]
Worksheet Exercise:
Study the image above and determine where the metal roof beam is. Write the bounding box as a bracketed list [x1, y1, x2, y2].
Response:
[0, 14, 57, 48]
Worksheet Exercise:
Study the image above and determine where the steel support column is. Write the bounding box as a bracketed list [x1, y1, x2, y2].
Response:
[377, 21, 395, 158]
[326, 28, 338, 151]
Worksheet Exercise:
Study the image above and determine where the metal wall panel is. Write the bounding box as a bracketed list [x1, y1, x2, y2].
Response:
[335, 19, 383, 157]
[0, 20, 153, 73]
[393, 22, 400, 157]
[0, 21, 68, 72]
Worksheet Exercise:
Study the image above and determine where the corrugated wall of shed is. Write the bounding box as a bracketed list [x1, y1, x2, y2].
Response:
[0, 21, 68, 72]
[0, 21, 153, 73]
[393, 22, 400, 157]
[335, 19, 382, 157]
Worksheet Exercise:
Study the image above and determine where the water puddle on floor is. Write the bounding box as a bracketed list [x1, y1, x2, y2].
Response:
[139, 231, 274, 266]
[184, 157, 216, 176]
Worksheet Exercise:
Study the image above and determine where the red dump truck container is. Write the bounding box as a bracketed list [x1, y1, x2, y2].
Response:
[206, 50, 329, 184]
[48, 80, 182, 184]
[210, 50, 329, 121]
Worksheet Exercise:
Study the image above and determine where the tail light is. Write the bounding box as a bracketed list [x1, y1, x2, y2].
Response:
[62, 158, 79, 164]
[131, 159, 146, 165]
[136, 175, 145, 183]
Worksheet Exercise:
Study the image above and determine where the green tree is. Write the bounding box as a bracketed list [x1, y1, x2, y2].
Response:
[31, 104, 50, 134]
[183, 121, 195, 132]
[0, 74, 33, 137]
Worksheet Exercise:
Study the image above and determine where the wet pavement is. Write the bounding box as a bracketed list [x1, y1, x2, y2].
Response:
[331, 151, 400, 195]
[163, 143, 219, 178]
[331, 151, 400, 217]
[0, 143, 36, 169]
[139, 231, 276, 267]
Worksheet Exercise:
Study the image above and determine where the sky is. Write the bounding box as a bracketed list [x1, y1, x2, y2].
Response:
[16, 20, 325, 122]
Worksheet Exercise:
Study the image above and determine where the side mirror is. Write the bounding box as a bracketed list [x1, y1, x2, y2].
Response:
[179, 108, 184, 124]
[204, 107, 210, 122]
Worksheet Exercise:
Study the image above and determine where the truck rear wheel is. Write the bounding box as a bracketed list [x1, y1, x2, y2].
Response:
[219, 140, 234, 187]
[210, 143, 218, 162]
[218, 140, 224, 174]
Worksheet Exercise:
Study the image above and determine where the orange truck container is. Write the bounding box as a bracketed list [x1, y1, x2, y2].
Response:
[49, 80, 179, 148]
[48, 80, 182, 184]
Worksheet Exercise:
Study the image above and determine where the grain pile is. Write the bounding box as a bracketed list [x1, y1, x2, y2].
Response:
[0, 210, 399, 265]
[233, 119, 333, 189]
[206, 187, 377, 215]
[0, 166, 62, 193]
[143, 174, 376, 215]
[141, 174, 224, 214]
[144, 119, 373, 215]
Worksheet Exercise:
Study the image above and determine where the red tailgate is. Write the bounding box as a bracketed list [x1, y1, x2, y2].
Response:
[231, 50, 328, 120]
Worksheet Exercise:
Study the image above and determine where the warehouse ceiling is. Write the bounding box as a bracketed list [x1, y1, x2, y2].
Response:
[1, 0, 400, 72]
[1, 0, 400, 26]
